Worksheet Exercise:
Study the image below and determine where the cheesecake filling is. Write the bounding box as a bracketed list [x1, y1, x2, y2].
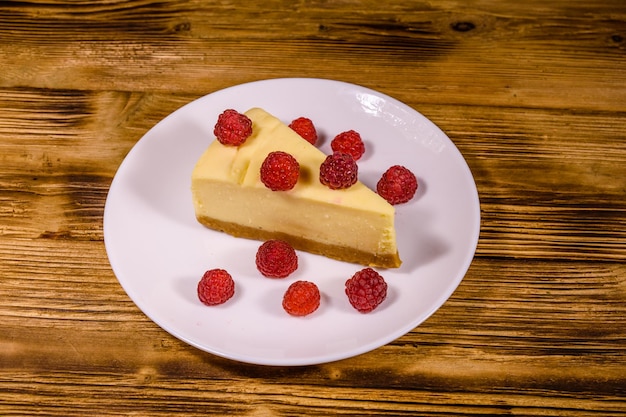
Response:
[191, 108, 401, 268]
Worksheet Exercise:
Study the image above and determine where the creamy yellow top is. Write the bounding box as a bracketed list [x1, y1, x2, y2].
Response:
[193, 107, 394, 215]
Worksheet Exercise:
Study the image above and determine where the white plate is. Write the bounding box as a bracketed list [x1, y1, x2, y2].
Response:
[103, 78, 480, 366]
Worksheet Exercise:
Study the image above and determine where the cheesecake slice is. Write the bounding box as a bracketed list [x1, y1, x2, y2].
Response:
[191, 108, 401, 268]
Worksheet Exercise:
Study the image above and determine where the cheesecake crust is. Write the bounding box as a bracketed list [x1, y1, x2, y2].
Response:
[197, 214, 402, 269]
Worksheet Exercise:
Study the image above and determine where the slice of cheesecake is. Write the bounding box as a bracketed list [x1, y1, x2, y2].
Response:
[191, 108, 401, 268]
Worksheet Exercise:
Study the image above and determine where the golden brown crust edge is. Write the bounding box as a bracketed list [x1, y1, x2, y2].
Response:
[196, 215, 401, 269]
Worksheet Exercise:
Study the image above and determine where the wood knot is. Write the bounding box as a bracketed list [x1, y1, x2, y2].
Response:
[174, 21, 191, 32]
[451, 21, 476, 32]
[39, 230, 72, 240]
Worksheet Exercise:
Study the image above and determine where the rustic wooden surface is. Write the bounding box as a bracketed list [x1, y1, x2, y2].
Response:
[1, 0, 625, 415]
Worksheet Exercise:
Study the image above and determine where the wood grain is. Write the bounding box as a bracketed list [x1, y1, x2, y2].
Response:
[1, 0, 625, 415]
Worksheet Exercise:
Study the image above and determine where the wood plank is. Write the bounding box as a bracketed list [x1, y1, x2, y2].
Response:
[0, 1, 624, 111]
[0, 88, 194, 175]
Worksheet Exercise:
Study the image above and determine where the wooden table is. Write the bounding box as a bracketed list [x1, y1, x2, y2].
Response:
[2, 1, 625, 415]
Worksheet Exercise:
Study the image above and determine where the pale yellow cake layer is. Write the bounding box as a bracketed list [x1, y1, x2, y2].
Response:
[192, 179, 397, 256]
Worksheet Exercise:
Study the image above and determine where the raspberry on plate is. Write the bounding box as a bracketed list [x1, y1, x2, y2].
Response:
[319, 151, 358, 190]
[345, 268, 388, 313]
[376, 165, 418, 205]
[331, 130, 365, 161]
[260, 151, 300, 191]
[282, 280, 321, 316]
[197, 269, 235, 306]
[213, 109, 253, 146]
[289, 117, 318, 145]
[256, 240, 298, 278]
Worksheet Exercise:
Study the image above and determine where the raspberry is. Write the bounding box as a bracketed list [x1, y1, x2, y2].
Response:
[345, 268, 388, 313]
[260, 151, 300, 191]
[256, 240, 298, 278]
[282, 280, 321, 316]
[213, 109, 252, 146]
[376, 165, 418, 205]
[331, 130, 365, 161]
[197, 269, 235, 306]
[319, 151, 358, 190]
[289, 117, 318, 145]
